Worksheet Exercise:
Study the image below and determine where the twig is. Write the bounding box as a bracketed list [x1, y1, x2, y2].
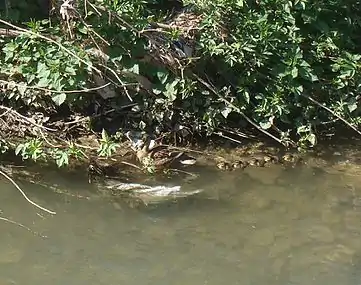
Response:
[217, 127, 256, 139]
[301, 94, 361, 136]
[167, 146, 206, 155]
[118, 161, 143, 170]
[154, 22, 203, 32]
[169, 168, 199, 177]
[0, 105, 56, 132]
[0, 79, 111, 94]
[39, 128, 62, 148]
[192, 72, 286, 146]
[215, 132, 244, 144]
[0, 216, 46, 237]
[0, 170, 56, 215]
[85, 0, 102, 16]
[0, 28, 22, 37]
[0, 19, 102, 76]
[99, 63, 133, 102]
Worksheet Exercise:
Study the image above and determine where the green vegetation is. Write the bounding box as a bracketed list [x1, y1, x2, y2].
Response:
[0, 0, 360, 167]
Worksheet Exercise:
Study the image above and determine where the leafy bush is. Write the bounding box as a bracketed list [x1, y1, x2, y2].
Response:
[0, 0, 360, 166]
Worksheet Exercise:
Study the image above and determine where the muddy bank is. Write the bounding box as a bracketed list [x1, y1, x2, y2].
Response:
[1, 137, 360, 186]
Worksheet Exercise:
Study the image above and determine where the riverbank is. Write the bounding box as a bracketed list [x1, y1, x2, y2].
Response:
[1, 133, 360, 188]
[0, 1, 360, 167]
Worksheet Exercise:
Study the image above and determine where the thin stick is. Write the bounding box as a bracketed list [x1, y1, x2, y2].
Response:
[0, 105, 56, 132]
[1, 79, 111, 94]
[0, 216, 45, 237]
[301, 94, 361, 136]
[0, 19, 102, 76]
[0, 216, 31, 231]
[0, 170, 56, 215]
[192, 73, 286, 146]
[169, 168, 199, 177]
[99, 63, 133, 102]
[119, 161, 142, 170]
[215, 132, 244, 144]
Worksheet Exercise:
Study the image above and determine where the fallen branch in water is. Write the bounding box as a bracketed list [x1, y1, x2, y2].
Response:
[0, 216, 46, 237]
[0, 170, 56, 215]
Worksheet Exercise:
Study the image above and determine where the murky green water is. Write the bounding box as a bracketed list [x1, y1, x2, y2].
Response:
[1, 162, 361, 285]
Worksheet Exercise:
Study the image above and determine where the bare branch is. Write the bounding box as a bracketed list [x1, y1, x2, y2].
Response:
[0, 19, 102, 76]
[0, 79, 112, 94]
[0, 170, 56, 215]
[0, 216, 46, 237]
[0, 106, 56, 132]
[192, 73, 288, 146]
[301, 94, 361, 136]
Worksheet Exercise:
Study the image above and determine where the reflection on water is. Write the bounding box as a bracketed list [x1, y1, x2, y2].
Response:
[1, 163, 361, 285]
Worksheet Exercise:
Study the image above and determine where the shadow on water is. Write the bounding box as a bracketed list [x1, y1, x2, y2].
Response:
[1, 157, 361, 285]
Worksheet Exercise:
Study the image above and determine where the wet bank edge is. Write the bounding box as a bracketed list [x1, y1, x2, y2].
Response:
[0, 136, 360, 188]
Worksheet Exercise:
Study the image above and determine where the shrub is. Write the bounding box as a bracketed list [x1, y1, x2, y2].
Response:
[0, 0, 360, 165]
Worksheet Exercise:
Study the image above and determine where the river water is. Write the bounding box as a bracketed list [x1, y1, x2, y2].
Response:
[1, 161, 361, 285]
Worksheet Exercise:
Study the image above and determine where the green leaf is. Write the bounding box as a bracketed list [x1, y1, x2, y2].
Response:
[163, 79, 179, 101]
[221, 107, 232, 118]
[17, 83, 27, 96]
[37, 62, 50, 79]
[55, 151, 69, 167]
[243, 90, 250, 104]
[294, 85, 304, 95]
[152, 88, 162, 95]
[101, 129, 109, 142]
[128, 64, 139, 74]
[52, 93, 67, 105]
[299, 66, 318, 82]
[78, 25, 88, 34]
[348, 102, 357, 113]
[259, 121, 272, 130]
[37, 77, 51, 87]
[15, 144, 24, 156]
[65, 66, 76, 76]
[156, 71, 169, 84]
[307, 134, 316, 146]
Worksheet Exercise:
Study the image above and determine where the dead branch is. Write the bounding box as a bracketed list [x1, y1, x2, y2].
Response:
[0, 79, 112, 94]
[192, 72, 289, 146]
[118, 161, 142, 170]
[0, 105, 56, 132]
[0, 170, 56, 215]
[0, 19, 102, 76]
[0, 28, 22, 37]
[0, 216, 46, 237]
[301, 94, 361, 136]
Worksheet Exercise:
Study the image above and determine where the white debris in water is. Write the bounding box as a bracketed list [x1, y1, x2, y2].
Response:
[105, 181, 203, 198]
[135, 186, 181, 196]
